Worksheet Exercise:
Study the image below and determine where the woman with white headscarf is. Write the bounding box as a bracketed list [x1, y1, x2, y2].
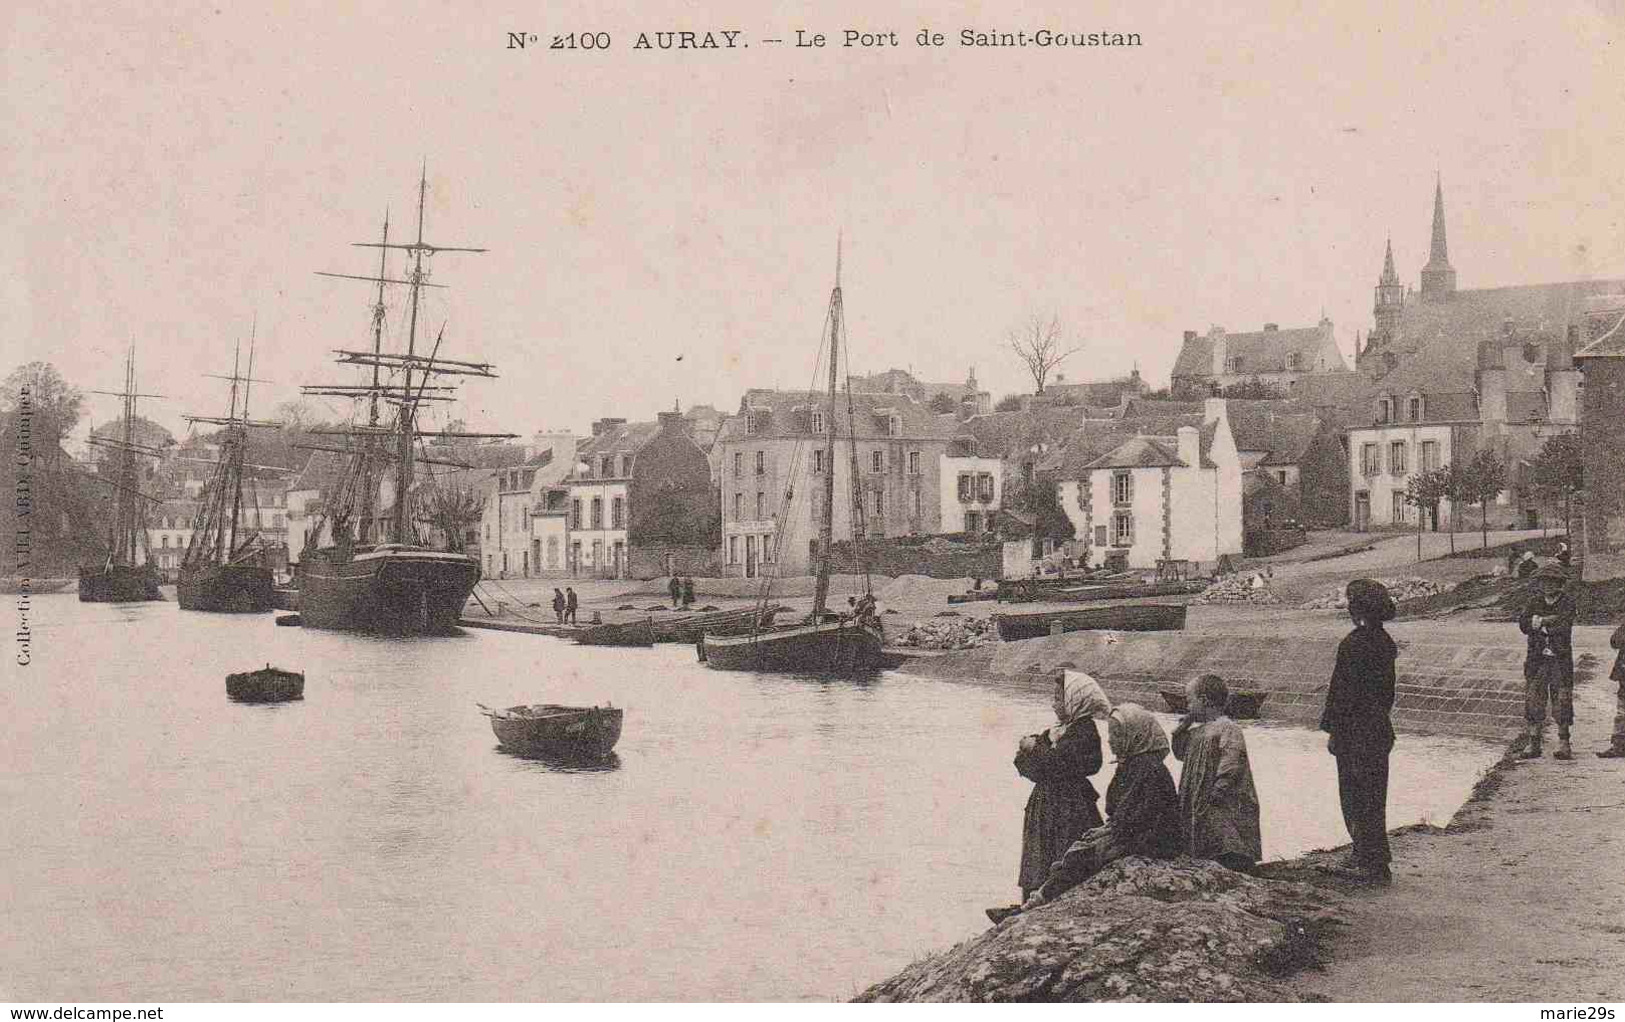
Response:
[1005, 703, 1183, 917]
[1005, 667, 1109, 911]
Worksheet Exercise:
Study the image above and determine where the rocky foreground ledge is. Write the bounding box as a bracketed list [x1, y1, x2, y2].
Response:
[855, 857, 1348, 1002]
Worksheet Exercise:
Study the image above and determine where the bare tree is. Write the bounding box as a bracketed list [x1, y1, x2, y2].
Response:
[418, 479, 486, 552]
[1008, 314, 1080, 395]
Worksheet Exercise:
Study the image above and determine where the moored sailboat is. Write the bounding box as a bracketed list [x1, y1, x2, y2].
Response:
[78, 350, 164, 603]
[293, 170, 514, 634]
[701, 241, 886, 673]
[178, 326, 281, 612]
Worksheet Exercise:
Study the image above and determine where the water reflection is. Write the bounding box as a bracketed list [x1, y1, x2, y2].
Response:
[2, 596, 1504, 1002]
[493, 747, 624, 773]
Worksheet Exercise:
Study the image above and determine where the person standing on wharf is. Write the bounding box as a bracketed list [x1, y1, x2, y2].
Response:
[1317, 578, 1399, 885]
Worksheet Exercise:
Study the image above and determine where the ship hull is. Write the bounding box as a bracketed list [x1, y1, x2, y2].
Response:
[297, 547, 479, 635]
[177, 562, 275, 613]
[78, 563, 163, 603]
[701, 619, 886, 674]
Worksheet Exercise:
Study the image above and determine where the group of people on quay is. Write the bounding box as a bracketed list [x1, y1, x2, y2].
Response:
[991, 561, 1625, 921]
[667, 576, 697, 610]
[550, 587, 579, 624]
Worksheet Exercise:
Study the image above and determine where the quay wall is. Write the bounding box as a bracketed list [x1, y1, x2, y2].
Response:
[896, 631, 1559, 740]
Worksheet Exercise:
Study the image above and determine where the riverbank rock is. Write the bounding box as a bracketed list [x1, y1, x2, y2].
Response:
[1193, 574, 1282, 606]
[855, 858, 1346, 1003]
[1303, 576, 1452, 610]
[895, 615, 997, 650]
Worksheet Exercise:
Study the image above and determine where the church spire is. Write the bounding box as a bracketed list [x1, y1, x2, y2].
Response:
[1380, 236, 1399, 285]
[1419, 173, 1457, 301]
[1425, 173, 1449, 269]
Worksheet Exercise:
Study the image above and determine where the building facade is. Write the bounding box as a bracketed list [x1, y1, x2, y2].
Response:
[938, 455, 1003, 534]
[1169, 318, 1348, 394]
[715, 389, 953, 577]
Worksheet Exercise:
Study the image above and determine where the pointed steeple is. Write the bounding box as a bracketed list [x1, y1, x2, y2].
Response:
[1419, 174, 1457, 301]
[1380, 236, 1400, 286]
[1425, 174, 1450, 269]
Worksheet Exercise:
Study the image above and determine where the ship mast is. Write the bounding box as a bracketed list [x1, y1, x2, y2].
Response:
[810, 238, 843, 621]
[86, 348, 166, 567]
[305, 167, 512, 551]
[183, 322, 278, 568]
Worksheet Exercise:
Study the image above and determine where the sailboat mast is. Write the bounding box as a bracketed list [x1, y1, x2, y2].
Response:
[393, 170, 428, 544]
[811, 240, 843, 620]
[226, 321, 256, 557]
[122, 350, 136, 563]
[356, 212, 390, 546]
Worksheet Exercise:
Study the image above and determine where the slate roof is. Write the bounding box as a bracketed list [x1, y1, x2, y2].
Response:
[718, 389, 955, 444]
[576, 421, 661, 459]
[1576, 307, 1625, 359]
[1171, 322, 1346, 379]
[1084, 423, 1219, 471]
[958, 406, 1096, 460]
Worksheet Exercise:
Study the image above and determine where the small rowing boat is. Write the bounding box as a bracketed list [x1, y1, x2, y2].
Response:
[993, 602, 1187, 641]
[226, 664, 305, 702]
[575, 618, 657, 647]
[479, 703, 623, 760]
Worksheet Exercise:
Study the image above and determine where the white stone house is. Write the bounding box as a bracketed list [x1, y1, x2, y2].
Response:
[939, 455, 1002, 534]
[1066, 403, 1243, 570]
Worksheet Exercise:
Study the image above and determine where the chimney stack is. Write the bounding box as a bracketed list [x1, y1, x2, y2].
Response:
[1177, 425, 1201, 468]
[1263, 323, 1279, 332]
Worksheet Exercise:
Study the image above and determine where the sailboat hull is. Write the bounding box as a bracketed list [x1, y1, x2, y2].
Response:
[701, 619, 886, 674]
[78, 564, 163, 603]
[297, 546, 479, 635]
[177, 563, 275, 613]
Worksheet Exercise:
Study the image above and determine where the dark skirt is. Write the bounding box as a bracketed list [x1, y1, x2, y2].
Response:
[1019, 788, 1103, 893]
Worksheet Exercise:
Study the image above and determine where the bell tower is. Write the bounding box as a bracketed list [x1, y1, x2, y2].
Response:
[1373, 236, 1405, 340]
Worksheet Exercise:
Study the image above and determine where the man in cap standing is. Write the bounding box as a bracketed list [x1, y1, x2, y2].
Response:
[1519, 563, 1576, 760]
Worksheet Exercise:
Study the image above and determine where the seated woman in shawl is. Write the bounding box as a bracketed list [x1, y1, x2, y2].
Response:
[986, 669, 1110, 922]
[1171, 674, 1262, 871]
[1004, 704, 1183, 917]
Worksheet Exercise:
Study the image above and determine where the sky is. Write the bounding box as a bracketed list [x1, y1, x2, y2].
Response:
[5, 0, 1624, 443]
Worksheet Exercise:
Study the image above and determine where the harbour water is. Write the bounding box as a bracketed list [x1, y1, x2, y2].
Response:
[3, 596, 1502, 1001]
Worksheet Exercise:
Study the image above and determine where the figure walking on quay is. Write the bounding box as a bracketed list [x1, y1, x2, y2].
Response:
[552, 587, 566, 624]
[1318, 578, 1398, 885]
[1519, 563, 1576, 761]
[669, 576, 682, 609]
[987, 668, 1109, 922]
[1172, 674, 1262, 872]
[681, 576, 695, 610]
[565, 586, 579, 625]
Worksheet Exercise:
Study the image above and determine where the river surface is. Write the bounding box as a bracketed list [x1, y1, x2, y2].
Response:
[3, 596, 1501, 1001]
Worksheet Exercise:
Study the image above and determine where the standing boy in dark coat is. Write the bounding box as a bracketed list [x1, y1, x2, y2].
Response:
[1318, 578, 1398, 885]
[669, 576, 682, 608]
[552, 587, 566, 624]
[1519, 563, 1576, 760]
[681, 577, 695, 609]
[565, 587, 578, 624]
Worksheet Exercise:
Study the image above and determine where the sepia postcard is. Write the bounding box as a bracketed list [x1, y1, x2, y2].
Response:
[4, 0, 1625, 1011]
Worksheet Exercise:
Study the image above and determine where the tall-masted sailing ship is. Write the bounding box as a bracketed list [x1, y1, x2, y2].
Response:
[79, 350, 164, 602]
[294, 170, 513, 634]
[701, 243, 886, 673]
[177, 328, 280, 612]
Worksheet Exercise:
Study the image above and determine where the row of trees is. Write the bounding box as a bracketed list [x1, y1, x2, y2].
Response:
[1402, 433, 1583, 555]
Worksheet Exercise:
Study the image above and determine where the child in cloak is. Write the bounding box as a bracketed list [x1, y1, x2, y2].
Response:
[1171, 674, 1262, 871]
[1519, 563, 1576, 760]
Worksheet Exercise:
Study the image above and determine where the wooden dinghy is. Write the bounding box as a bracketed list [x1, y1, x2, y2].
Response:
[648, 605, 783, 644]
[227, 664, 305, 702]
[1045, 580, 1208, 603]
[574, 618, 657, 647]
[1159, 688, 1270, 719]
[993, 602, 1187, 641]
[479, 703, 623, 760]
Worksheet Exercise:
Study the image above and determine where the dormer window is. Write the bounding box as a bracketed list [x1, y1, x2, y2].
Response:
[888, 415, 901, 437]
[1377, 398, 1391, 424]
[1407, 396, 1422, 422]
[811, 411, 824, 434]
[1226, 356, 1242, 373]
[1285, 352, 1300, 370]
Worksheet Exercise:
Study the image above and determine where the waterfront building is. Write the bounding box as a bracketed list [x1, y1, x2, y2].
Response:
[1574, 295, 1625, 578]
[1170, 319, 1348, 394]
[715, 388, 954, 577]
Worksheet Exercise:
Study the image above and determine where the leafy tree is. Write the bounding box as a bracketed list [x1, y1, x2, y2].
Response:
[1008, 473, 1075, 543]
[927, 392, 959, 415]
[2, 362, 84, 471]
[1007, 314, 1079, 395]
[1404, 467, 1451, 533]
[994, 394, 1025, 412]
[1458, 449, 1507, 550]
[1528, 432, 1583, 538]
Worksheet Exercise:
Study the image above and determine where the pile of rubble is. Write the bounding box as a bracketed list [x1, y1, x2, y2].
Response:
[1303, 576, 1452, 610]
[894, 615, 998, 650]
[1192, 573, 1283, 606]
